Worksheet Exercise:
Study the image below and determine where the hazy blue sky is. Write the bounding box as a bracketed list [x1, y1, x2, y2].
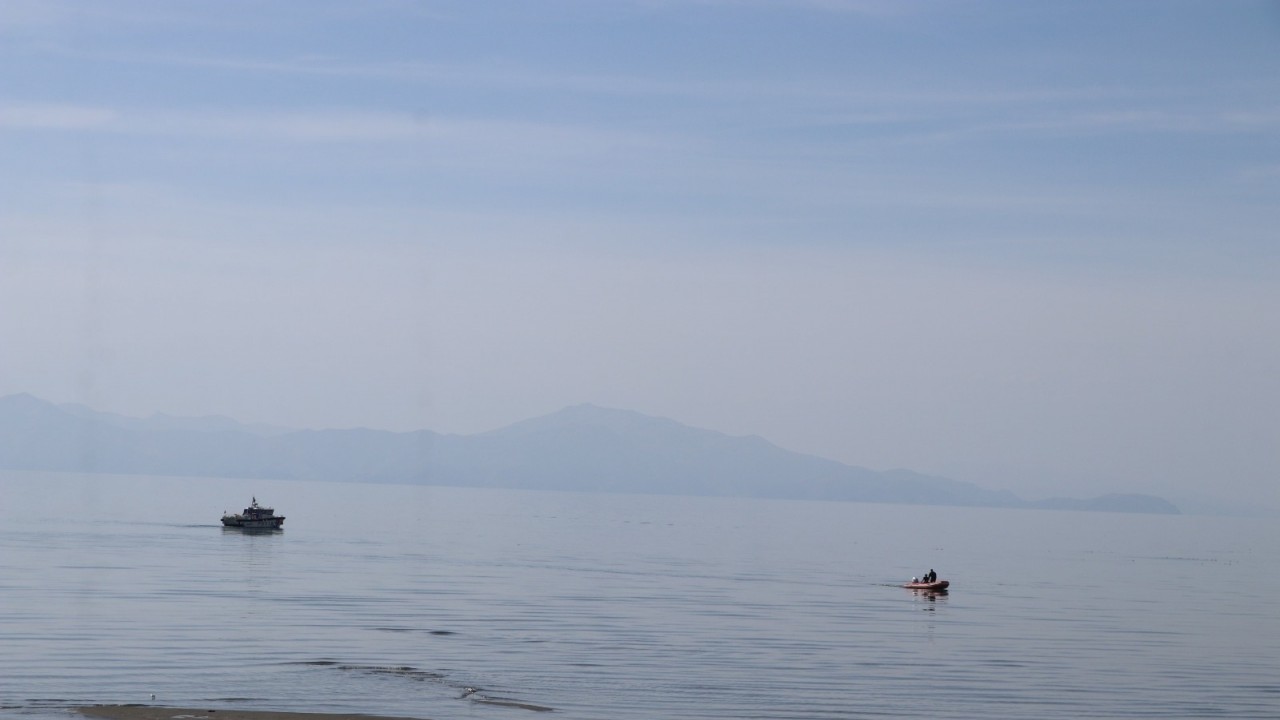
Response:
[2, 1, 1277, 510]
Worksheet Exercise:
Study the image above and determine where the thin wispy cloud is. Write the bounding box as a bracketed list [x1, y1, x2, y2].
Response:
[17, 46, 1274, 151]
[0, 102, 675, 155]
[0, 103, 116, 130]
[637, 0, 926, 16]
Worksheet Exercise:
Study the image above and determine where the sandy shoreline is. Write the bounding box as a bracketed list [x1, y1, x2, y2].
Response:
[77, 706, 430, 720]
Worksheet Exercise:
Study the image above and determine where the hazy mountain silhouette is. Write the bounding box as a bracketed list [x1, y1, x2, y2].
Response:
[0, 393, 1178, 513]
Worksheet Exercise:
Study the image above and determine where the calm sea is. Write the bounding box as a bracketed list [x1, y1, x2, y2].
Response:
[1, 471, 1276, 720]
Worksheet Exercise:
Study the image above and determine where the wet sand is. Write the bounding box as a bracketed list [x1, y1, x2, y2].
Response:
[78, 706, 430, 720]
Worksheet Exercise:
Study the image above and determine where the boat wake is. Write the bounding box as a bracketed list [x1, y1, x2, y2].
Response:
[286, 661, 555, 713]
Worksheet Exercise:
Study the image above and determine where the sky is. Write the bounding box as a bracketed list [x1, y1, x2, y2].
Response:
[2, 0, 1278, 512]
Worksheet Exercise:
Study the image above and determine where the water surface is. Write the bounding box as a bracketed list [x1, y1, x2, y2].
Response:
[1, 471, 1276, 719]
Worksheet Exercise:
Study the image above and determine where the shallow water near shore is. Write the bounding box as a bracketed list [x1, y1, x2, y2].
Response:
[2, 471, 1277, 719]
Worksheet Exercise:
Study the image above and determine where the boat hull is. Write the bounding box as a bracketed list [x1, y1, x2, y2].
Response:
[903, 580, 949, 591]
[221, 516, 285, 529]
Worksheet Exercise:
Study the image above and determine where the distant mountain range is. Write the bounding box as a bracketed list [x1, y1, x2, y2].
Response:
[0, 393, 1179, 514]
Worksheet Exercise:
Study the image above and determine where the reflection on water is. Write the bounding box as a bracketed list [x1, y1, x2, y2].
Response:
[221, 526, 285, 535]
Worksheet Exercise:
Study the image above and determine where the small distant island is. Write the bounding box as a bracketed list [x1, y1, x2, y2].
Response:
[0, 393, 1178, 514]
